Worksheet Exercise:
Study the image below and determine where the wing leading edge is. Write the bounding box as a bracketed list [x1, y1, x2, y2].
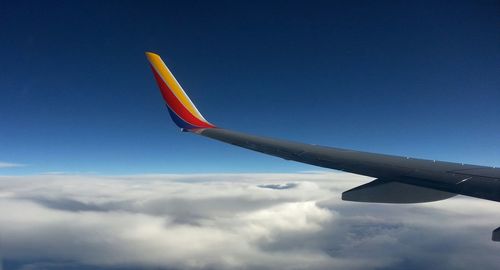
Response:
[145, 52, 500, 205]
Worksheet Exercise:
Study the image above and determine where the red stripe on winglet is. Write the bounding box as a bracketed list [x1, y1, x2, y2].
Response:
[150, 66, 214, 128]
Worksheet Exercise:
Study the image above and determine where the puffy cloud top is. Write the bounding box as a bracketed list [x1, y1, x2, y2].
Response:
[0, 172, 499, 269]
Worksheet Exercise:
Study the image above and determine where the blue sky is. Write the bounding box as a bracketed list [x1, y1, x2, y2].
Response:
[1, 0, 499, 175]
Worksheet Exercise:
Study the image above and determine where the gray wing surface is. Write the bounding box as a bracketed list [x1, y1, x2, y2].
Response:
[193, 128, 500, 203]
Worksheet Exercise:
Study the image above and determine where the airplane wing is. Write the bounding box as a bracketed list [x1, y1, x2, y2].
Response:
[145, 51, 500, 205]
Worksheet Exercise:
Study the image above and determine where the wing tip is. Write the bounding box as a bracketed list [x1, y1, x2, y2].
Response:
[145, 51, 159, 57]
[145, 52, 162, 65]
[146, 51, 216, 130]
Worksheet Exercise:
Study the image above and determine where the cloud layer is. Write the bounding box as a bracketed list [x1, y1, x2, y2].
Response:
[0, 172, 499, 269]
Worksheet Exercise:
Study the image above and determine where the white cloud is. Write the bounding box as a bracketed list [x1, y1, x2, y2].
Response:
[0, 172, 499, 269]
[0, 162, 24, 168]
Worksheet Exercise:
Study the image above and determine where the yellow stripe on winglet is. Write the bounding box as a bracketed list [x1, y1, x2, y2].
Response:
[145, 52, 207, 122]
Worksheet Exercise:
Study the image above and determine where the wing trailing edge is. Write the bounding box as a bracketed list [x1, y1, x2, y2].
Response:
[342, 178, 457, 203]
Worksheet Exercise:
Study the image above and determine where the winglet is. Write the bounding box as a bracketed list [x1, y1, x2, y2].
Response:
[146, 52, 215, 130]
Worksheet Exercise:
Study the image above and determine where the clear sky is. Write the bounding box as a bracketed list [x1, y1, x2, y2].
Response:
[1, 0, 499, 175]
